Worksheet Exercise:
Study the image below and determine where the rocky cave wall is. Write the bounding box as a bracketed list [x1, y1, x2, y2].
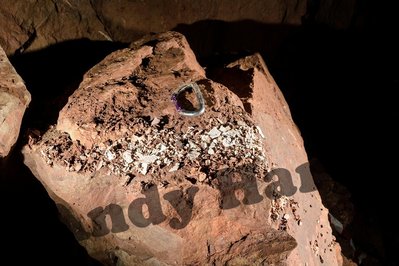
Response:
[0, 0, 306, 56]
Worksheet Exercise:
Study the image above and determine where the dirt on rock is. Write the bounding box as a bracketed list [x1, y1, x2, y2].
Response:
[23, 31, 342, 265]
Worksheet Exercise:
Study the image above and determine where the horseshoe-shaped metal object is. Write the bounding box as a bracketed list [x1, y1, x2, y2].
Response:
[171, 82, 205, 117]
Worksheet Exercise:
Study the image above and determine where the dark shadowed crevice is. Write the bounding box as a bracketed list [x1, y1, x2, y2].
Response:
[10, 39, 127, 131]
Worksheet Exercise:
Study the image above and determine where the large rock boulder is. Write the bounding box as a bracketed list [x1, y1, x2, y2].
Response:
[0, 45, 31, 157]
[23, 32, 342, 265]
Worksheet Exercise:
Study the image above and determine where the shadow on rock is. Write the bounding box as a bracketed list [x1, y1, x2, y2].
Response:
[10, 39, 127, 131]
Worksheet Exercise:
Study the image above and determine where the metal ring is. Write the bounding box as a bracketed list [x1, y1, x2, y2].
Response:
[171, 82, 205, 117]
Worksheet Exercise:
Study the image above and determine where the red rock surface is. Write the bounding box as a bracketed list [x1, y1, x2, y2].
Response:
[210, 54, 344, 265]
[23, 32, 342, 265]
[0, 0, 306, 55]
[0, 45, 31, 157]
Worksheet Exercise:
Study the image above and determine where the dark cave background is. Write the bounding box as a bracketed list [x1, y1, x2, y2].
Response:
[1, 0, 398, 265]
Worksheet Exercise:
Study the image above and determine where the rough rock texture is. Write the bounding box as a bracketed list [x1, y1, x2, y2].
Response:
[91, 0, 306, 44]
[0, 0, 108, 55]
[0, 0, 306, 55]
[209, 54, 344, 265]
[23, 32, 341, 265]
[0, 45, 31, 157]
